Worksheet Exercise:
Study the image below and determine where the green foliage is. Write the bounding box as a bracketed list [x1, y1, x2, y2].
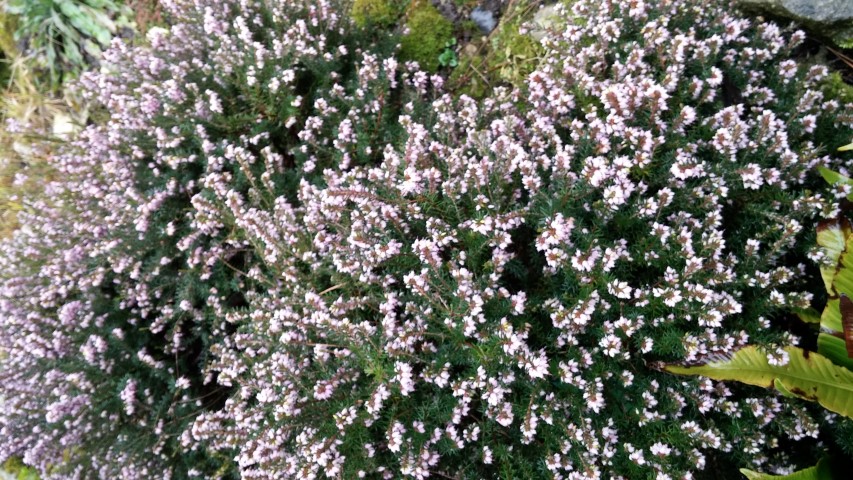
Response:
[0, 53, 8, 89]
[822, 72, 853, 106]
[438, 38, 458, 68]
[351, 0, 399, 27]
[662, 201, 853, 420]
[447, 45, 489, 97]
[2, 0, 132, 90]
[1, 458, 39, 480]
[5, 0, 853, 477]
[399, 0, 453, 72]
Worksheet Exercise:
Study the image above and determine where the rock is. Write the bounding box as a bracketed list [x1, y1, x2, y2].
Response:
[431, 0, 462, 24]
[471, 7, 497, 33]
[431, 0, 506, 32]
[529, 4, 562, 41]
[736, 0, 853, 47]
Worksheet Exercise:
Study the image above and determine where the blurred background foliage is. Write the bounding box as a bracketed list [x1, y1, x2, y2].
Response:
[0, 0, 167, 239]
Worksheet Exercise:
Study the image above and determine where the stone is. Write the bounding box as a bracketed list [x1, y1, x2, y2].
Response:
[471, 7, 497, 33]
[529, 4, 562, 41]
[736, 0, 853, 47]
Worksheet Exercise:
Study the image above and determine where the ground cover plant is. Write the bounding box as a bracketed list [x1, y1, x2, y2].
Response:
[1, 0, 853, 479]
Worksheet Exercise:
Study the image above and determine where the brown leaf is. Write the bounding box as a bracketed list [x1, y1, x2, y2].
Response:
[839, 294, 853, 358]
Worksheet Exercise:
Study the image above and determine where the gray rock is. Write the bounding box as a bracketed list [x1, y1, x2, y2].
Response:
[471, 7, 497, 33]
[529, 4, 563, 41]
[736, 0, 853, 46]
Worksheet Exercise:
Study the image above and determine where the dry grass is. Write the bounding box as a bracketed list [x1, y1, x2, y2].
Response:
[0, 12, 84, 239]
[0, 1, 162, 240]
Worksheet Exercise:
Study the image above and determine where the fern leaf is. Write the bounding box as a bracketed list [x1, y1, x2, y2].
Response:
[739, 457, 833, 479]
[662, 346, 853, 418]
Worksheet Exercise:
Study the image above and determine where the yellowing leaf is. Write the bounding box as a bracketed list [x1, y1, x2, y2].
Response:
[840, 294, 853, 358]
[740, 457, 833, 479]
[795, 307, 822, 324]
[817, 218, 853, 294]
[822, 298, 844, 334]
[662, 346, 853, 418]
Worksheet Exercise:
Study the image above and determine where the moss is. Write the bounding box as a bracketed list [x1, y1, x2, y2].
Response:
[399, 0, 454, 72]
[448, 49, 490, 98]
[823, 71, 853, 105]
[488, 1, 543, 87]
[2, 458, 40, 480]
[447, 0, 546, 96]
[351, 0, 399, 28]
[459, 19, 481, 38]
[0, 52, 9, 90]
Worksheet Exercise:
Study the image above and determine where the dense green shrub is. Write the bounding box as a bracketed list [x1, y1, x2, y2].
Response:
[1, 0, 853, 479]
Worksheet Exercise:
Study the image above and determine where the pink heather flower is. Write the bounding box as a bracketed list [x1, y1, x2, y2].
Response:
[483, 446, 493, 464]
[388, 421, 406, 453]
[120, 379, 137, 416]
[510, 291, 527, 315]
[395, 361, 416, 396]
[495, 402, 514, 427]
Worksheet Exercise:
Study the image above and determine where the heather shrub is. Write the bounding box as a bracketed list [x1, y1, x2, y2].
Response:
[2, 0, 853, 479]
[0, 0, 415, 477]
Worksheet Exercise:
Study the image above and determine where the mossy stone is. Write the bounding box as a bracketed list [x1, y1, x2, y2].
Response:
[400, 0, 454, 72]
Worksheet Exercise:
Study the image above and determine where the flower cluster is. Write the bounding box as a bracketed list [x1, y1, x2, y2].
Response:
[1, 0, 852, 479]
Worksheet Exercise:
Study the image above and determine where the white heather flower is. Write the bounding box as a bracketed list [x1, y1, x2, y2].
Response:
[599, 334, 622, 357]
[779, 59, 798, 81]
[739, 163, 764, 189]
[524, 351, 550, 379]
[206, 90, 222, 114]
[800, 114, 817, 134]
[650, 442, 672, 457]
[767, 348, 790, 367]
[607, 280, 633, 299]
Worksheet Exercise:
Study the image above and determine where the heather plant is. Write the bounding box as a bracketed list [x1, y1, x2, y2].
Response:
[0, 0, 415, 477]
[185, 0, 853, 477]
[663, 169, 853, 477]
[2, 1, 853, 480]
